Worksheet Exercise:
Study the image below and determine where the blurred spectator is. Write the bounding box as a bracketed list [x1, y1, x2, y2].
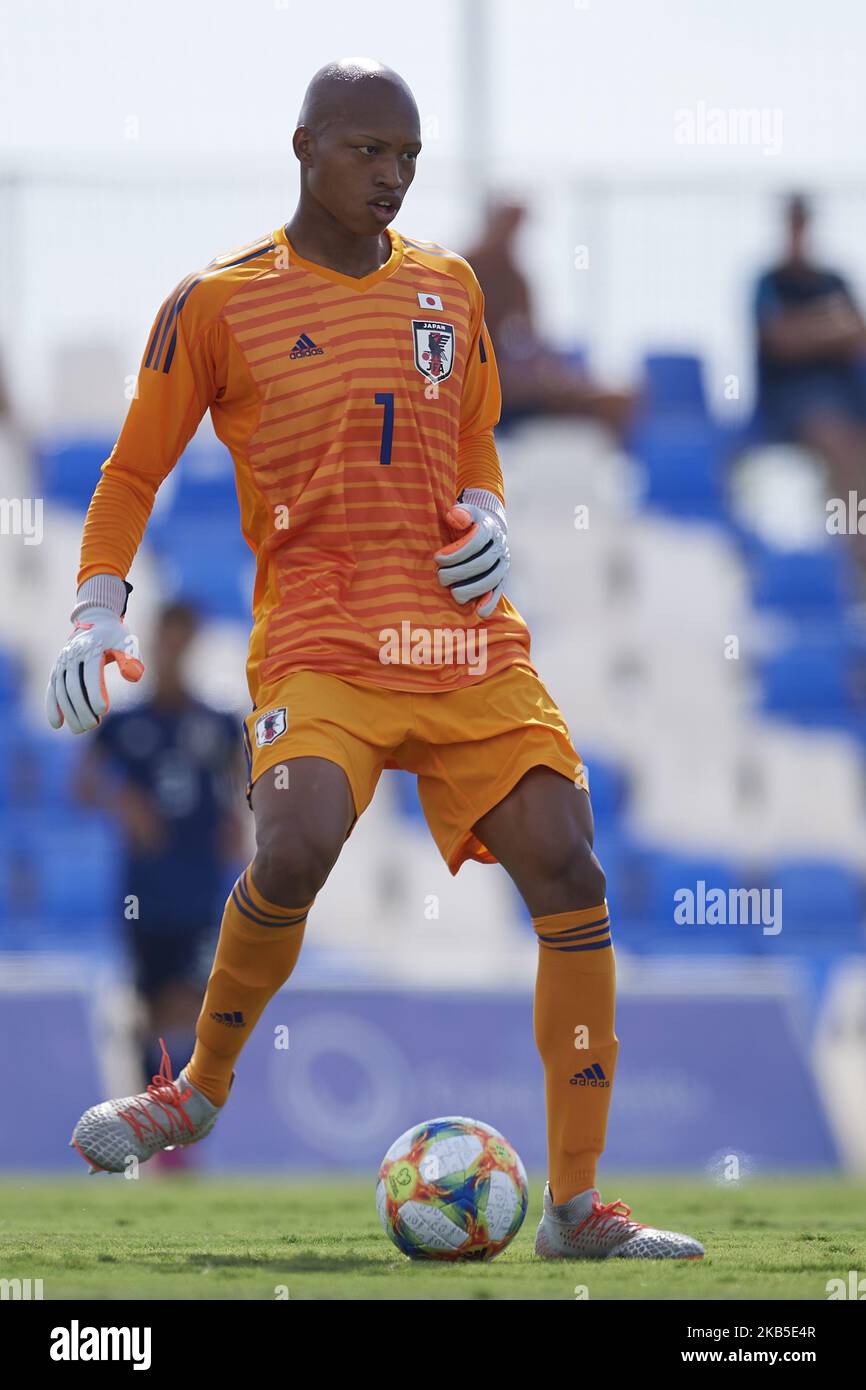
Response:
[753, 194, 866, 557]
[0, 349, 29, 494]
[75, 600, 247, 1165]
[465, 196, 636, 437]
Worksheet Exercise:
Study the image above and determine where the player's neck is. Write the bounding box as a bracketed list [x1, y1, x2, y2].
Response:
[152, 682, 191, 711]
[283, 211, 391, 280]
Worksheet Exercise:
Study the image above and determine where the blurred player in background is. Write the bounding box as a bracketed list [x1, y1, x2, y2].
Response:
[74, 599, 246, 1163]
[50, 58, 701, 1259]
[0, 350, 30, 502]
[754, 193, 866, 574]
[465, 196, 636, 438]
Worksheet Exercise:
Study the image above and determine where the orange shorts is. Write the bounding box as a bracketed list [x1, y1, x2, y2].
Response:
[242, 664, 586, 874]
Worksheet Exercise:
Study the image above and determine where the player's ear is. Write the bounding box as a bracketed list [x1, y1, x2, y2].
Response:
[292, 126, 315, 168]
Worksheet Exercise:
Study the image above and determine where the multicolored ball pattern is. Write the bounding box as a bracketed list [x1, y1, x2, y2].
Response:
[376, 1115, 529, 1261]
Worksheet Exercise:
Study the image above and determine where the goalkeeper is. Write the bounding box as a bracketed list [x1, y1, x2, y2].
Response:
[48, 57, 703, 1261]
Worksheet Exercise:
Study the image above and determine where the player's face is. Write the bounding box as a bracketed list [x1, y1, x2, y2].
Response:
[156, 617, 196, 678]
[313, 111, 422, 236]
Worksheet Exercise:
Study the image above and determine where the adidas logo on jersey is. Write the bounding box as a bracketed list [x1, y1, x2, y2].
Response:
[209, 1010, 245, 1028]
[569, 1063, 610, 1087]
[290, 332, 324, 359]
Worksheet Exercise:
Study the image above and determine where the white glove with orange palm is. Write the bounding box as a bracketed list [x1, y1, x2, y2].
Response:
[45, 574, 145, 734]
[434, 488, 509, 620]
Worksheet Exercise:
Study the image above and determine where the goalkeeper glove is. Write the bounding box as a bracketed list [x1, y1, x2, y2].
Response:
[45, 574, 144, 735]
[434, 488, 509, 620]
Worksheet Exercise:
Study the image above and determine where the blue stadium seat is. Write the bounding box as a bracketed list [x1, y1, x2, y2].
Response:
[0, 844, 41, 923]
[769, 861, 865, 950]
[0, 728, 82, 809]
[640, 851, 757, 954]
[582, 752, 629, 818]
[0, 650, 22, 707]
[751, 546, 856, 617]
[387, 768, 426, 825]
[37, 437, 112, 509]
[631, 417, 726, 520]
[760, 635, 856, 726]
[641, 353, 707, 418]
[0, 809, 121, 930]
[167, 448, 240, 520]
[41, 825, 120, 921]
[589, 832, 647, 935]
[151, 517, 255, 620]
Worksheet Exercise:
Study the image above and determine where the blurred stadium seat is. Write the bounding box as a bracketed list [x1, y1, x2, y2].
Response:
[37, 437, 112, 510]
[151, 516, 255, 620]
[751, 545, 857, 617]
[0, 808, 120, 939]
[388, 767, 426, 825]
[0, 726, 82, 808]
[582, 751, 629, 817]
[763, 860, 866, 953]
[631, 417, 726, 520]
[640, 352, 708, 419]
[760, 633, 857, 726]
[0, 649, 23, 706]
[161, 447, 240, 520]
[640, 850, 758, 955]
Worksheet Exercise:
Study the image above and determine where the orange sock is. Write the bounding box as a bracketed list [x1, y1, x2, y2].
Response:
[532, 902, 618, 1203]
[186, 866, 313, 1106]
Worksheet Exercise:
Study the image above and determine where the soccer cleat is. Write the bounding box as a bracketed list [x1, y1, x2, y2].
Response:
[534, 1182, 704, 1260]
[69, 1038, 223, 1174]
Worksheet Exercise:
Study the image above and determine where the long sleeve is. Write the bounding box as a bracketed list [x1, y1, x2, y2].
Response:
[76, 283, 223, 585]
[456, 279, 505, 506]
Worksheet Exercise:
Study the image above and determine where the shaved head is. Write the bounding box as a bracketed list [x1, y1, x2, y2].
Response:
[288, 57, 421, 245]
[298, 57, 418, 137]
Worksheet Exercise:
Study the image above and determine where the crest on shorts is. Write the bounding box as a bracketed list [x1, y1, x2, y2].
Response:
[255, 707, 287, 746]
[412, 319, 456, 382]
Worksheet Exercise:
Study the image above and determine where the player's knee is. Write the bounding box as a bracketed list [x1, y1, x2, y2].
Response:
[561, 842, 606, 907]
[530, 834, 606, 910]
[251, 832, 336, 909]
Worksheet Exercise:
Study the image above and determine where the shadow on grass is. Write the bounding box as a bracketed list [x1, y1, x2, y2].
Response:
[149, 1251, 544, 1277]
[146, 1251, 395, 1276]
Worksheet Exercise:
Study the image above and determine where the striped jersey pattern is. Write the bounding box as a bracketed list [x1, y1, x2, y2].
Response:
[78, 224, 534, 701]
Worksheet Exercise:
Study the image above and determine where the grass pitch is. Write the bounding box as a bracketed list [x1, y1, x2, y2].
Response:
[1, 1174, 864, 1300]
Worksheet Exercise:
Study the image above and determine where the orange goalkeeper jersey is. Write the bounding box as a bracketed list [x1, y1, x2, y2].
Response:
[78, 224, 535, 701]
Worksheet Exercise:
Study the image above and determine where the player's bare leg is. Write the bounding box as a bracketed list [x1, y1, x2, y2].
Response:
[70, 757, 354, 1173]
[473, 765, 704, 1259]
[472, 764, 604, 916]
[801, 412, 866, 584]
[247, 755, 355, 906]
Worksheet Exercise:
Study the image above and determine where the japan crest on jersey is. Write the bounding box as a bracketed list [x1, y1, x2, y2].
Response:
[255, 707, 287, 746]
[412, 319, 456, 383]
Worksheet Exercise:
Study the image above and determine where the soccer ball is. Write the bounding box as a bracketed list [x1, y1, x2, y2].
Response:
[376, 1115, 528, 1261]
